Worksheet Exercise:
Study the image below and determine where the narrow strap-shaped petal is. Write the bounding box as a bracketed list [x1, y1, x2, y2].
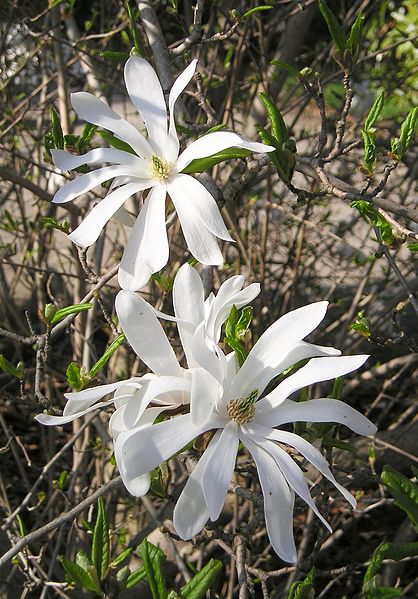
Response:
[167, 179, 224, 265]
[52, 165, 143, 204]
[35, 398, 114, 426]
[165, 59, 197, 162]
[202, 421, 239, 521]
[116, 413, 218, 480]
[257, 354, 368, 415]
[118, 184, 169, 291]
[173, 430, 221, 540]
[229, 302, 331, 400]
[173, 262, 205, 325]
[115, 289, 182, 377]
[190, 367, 222, 427]
[124, 56, 167, 156]
[68, 181, 153, 247]
[120, 472, 151, 497]
[168, 175, 233, 241]
[243, 434, 297, 563]
[110, 405, 164, 439]
[261, 398, 377, 436]
[254, 425, 356, 507]
[51, 147, 147, 172]
[71, 92, 153, 158]
[176, 131, 273, 172]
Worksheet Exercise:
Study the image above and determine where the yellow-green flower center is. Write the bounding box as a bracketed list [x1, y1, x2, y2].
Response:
[227, 389, 259, 424]
[151, 155, 170, 180]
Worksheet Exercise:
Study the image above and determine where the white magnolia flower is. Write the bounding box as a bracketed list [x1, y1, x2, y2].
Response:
[115, 301, 377, 562]
[50, 56, 274, 290]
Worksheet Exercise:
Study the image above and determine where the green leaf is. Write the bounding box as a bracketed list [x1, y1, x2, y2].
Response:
[50, 107, 64, 149]
[16, 514, 27, 537]
[110, 547, 134, 568]
[137, 539, 167, 599]
[242, 5, 273, 19]
[180, 558, 222, 599]
[125, 1, 143, 56]
[270, 60, 299, 76]
[288, 567, 316, 599]
[347, 12, 365, 61]
[0, 354, 24, 380]
[351, 310, 371, 338]
[60, 555, 101, 593]
[181, 147, 251, 174]
[66, 362, 86, 391]
[361, 129, 376, 172]
[318, 0, 347, 55]
[99, 50, 131, 63]
[364, 91, 385, 132]
[75, 550, 93, 571]
[407, 243, 418, 252]
[225, 336, 248, 367]
[362, 541, 418, 598]
[381, 465, 418, 528]
[259, 92, 288, 144]
[116, 565, 131, 589]
[78, 123, 97, 152]
[236, 306, 253, 340]
[87, 334, 125, 379]
[91, 497, 110, 580]
[126, 565, 147, 588]
[41, 216, 70, 233]
[97, 130, 136, 154]
[50, 302, 93, 325]
[397, 106, 417, 159]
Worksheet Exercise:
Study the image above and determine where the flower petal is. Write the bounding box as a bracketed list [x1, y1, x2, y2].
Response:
[243, 434, 297, 563]
[257, 354, 368, 416]
[264, 398, 377, 436]
[124, 56, 167, 156]
[169, 175, 233, 241]
[69, 181, 153, 247]
[228, 301, 332, 400]
[51, 148, 147, 172]
[173, 263, 205, 325]
[35, 399, 114, 426]
[258, 426, 356, 507]
[165, 60, 197, 162]
[173, 430, 222, 540]
[190, 367, 221, 427]
[110, 405, 164, 439]
[71, 92, 153, 158]
[115, 290, 182, 377]
[176, 131, 274, 172]
[116, 413, 217, 480]
[167, 180, 224, 265]
[120, 472, 151, 497]
[202, 421, 239, 521]
[52, 165, 143, 204]
[118, 184, 169, 291]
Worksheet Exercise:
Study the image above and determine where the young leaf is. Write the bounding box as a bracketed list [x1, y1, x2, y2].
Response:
[397, 106, 417, 159]
[259, 92, 288, 144]
[180, 558, 222, 599]
[97, 130, 136, 154]
[242, 5, 273, 19]
[318, 0, 347, 55]
[78, 123, 97, 152]
[66, 362, 86, 391]
[181, 148, 251, 174]
[381, 465, 418, 528]
[125, 1, 143, 56]
[351, 310, 371, 338]
[362, 541, 418, 598]
[16, 514, 27, 537]
[50, 302, 93, 325]
[137, 539, 167, 599]
[347, 12, 365, 61]
[50, 106, 64, 149]
[0, 354, 24, 380]
[87, 334, 125, 379]
[110, 547, 134, 568]
[60, 556, 101, 593]
[91, 497, 110, 580]
[364, 91, 385, 132]
[75, 550, 93, 571]
[288, 567, 316, 599]
[125, 565, 147, 588]
[361, 129, 376, 172]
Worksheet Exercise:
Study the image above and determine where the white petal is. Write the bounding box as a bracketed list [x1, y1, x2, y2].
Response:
[63, 379, 139, 414]
[110, 405, 164, 439]
[257, 354, 368, 415]
[71, 92, 153, 158]
[173, 263, 205, 325]
[117, 413, 216, 480]
[202, 421, 239, 521]
[51, 147, 146, 172]
[124, 57, 167, 156]
[243, 434, 297, 563]
[168, 180, 224, 265]
[257, 437, 331, 532]
[35, 399, 114, 426]
[176, 131, 274, 172]
[68, 181, 152, 247]
[52, 165, 142, 204]
[118, 185, 169, 290]
[120, 472, 151, 497]
[190, 367, 220, 427]
[173, 430, 221, 540]
[169, 175, 233, 241]
[165, 60, 197, 162]
[189, 321, 224, 383]
[259, 426, 356, 507]
[264, 398, 377, 436]
[229, 302, 331, 400]
[115, 290, 182, 377]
